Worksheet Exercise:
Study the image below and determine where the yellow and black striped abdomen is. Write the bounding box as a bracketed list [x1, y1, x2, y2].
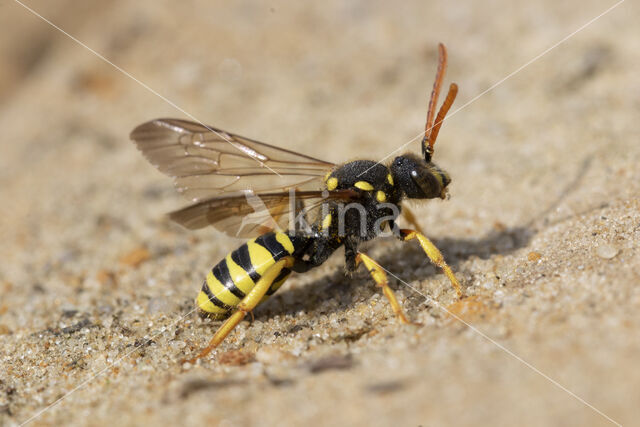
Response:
[196, 232, 296, 318]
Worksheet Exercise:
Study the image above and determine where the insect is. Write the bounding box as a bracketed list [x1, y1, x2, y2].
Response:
[131, 43, 462, 363]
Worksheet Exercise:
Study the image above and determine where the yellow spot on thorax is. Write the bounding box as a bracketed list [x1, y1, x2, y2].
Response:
[376, 191, 387, 202]
[387, 174, 394, 185]
[354, 181, 374, 191]
[326, 177, 338, 191]
[321, 213, 332, 229]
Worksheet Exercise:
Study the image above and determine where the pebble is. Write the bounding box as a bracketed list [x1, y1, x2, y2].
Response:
[596, 244, 619, 259]
[147, 297, 170, 315]
[256, 345, 295, 365]
[527, 251, 542, 262]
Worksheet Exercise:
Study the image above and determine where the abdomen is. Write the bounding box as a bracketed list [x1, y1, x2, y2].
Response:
[196, 232, 296, 318]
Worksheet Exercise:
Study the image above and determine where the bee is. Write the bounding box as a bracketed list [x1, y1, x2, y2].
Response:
[131, 43, 462, 363]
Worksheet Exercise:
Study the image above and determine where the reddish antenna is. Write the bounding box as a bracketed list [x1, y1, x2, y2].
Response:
[422, 43, 458, 162]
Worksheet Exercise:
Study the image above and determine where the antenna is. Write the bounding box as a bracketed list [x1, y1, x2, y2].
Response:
[422, 43, 458, 162]
[427, 83, 458, 152]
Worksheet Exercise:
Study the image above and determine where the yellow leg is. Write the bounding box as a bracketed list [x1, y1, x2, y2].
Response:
[355, 252, 417, 325]
[401, 205, 426, 235]
[182, 257, 293, 364]
[400, 229, 463, 298]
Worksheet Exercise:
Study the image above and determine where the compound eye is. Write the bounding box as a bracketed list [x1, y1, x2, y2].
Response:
[410, 168, 440, 198]
[410, 169, 426, 187]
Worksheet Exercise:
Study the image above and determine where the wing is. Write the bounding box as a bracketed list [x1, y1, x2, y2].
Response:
[130, 118, 335, 202]
[169, 189, 358, 238]
[130, 118, 349, 237]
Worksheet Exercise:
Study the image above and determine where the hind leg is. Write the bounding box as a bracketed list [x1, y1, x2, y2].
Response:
[183, 257, 293, 364]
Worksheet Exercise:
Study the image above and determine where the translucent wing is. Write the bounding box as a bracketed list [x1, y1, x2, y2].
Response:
[130, 118, 351, 237]
[169, 189, 358, 238]
[130, 118, 335, 202]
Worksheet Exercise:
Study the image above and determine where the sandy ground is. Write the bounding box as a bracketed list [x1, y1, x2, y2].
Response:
[1, 1, 639, 426]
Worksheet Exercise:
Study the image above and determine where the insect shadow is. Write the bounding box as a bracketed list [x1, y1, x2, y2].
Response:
[254, 224, 532, 322]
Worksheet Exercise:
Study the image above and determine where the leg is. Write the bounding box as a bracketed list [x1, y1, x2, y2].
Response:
[401, 205, 426, 235]
[344, 236, 360, 272]
[355, 252, 416, 325]
[183, 257, 293, 364]
[399, 229, 463, 298]
[291, 237, 338, 273]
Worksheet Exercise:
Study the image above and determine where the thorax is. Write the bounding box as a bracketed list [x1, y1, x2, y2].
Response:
[321, 160, 402, 241]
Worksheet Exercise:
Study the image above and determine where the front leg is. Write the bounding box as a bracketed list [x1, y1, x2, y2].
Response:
[355, 252, 415, 325]
[396, 228, 463, 298]
[400, 205, 426, 235]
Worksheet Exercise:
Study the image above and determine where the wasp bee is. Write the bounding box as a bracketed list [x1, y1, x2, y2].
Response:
[131, 43, 462, 363]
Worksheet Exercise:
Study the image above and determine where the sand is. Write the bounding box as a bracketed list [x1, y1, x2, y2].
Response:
[1, 1, 639, 426]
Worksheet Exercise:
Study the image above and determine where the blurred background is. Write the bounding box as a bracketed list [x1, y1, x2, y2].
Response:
[1, 1, 638, 426]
